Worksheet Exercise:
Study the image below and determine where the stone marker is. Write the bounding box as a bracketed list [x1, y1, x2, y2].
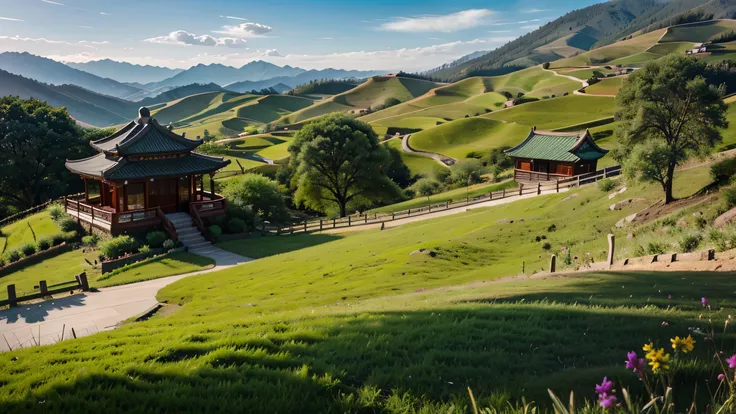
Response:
[607, 234, 615, 266]
[549, 255, 556, 273]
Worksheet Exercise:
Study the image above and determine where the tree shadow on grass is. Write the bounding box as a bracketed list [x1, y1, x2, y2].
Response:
[217, 233, 343, 259]
[4, 283, 729, 412]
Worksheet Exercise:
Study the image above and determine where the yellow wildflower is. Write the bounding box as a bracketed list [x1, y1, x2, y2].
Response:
[670, 335, 695, 353]
[643, 342, 654, 352]
[644, 346, 671, 374]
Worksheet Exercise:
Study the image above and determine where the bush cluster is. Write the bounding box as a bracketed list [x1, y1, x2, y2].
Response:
[145, 231, 167, 248]
[208, 225, 222, 240]
[99, 235, 136, 260]
[711, 158, 736, 184]
[0, 230, 77, 267]
[597, 178, 616, 193]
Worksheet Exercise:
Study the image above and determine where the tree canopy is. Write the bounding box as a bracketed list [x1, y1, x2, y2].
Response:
[615, 55, 728, 203]
[288, 113, 402, 217]
[220, 173, 288, 222]
[0, 97, 93, 216]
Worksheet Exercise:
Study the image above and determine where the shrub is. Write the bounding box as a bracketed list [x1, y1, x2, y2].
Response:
[647, 241, 668, 255]
[541, 242, 552, 250]
[542, 62, 551, 69]
[36, 238, 51, 252]
[47, 204, 64, 222]
[0, 257, 5, 268]
[722, 186, 736, 210]
[597, 178, 616, 192]
[58, 217, 77, 232]
[208, 225, 222, 240]
[227, 217, 246, 234]
[145, 231, 167, 248]
[138, 245, 151, 255]
[679, 234, 701, 252]
[20, 243, 36, 257]
[547, 224, 557, 232]
[661, 217, 676, 227]
[711, 158, 736, 184]
[81, 234, 98, 247]
[163, 239, 175, 250]
[709, 229, 729, 252]
[51, 234, 65, 246]
[62, 231, 78, 243]
[99, 235, 136, 260]
[694, 215, 707, 229]
[5, 250, 21, 263]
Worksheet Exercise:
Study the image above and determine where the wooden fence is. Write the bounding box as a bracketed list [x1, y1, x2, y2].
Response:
[268, 165, 621, 236]
[1, 272, 89, 308]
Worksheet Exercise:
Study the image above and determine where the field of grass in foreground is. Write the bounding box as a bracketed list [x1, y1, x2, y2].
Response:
[0, 165, 719, 413]
[0, 250, 215, 300]
[0, 211, 63, 253]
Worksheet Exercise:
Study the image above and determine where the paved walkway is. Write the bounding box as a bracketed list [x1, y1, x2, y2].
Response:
[0, 247, 250, 351]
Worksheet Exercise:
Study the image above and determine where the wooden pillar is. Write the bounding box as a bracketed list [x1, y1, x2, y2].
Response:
[111, 185, 118, 212]
[518, 184, 523, 196]
[556, 180, 559, 193]
[83, 178, 89, 202]
[319, 220, 323, 231]
[39, 280, 48, 297]
[189, 175, 195, 202]
[607, 234, 615, 267]
[537, 182, 541, 195]
[78, 272, 89, 291]
[303, 220, 307, 232]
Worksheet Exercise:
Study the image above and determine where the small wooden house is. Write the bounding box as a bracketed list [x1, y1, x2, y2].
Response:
[64, 107, 231, 235]
[504, 127, 608, 181]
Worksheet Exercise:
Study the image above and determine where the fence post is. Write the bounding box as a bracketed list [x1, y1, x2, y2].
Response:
[289, 224, 293, 234]
[392, 212, 395, 220]
[364, 214, 367, 224]
[7, 284, 16, 307]
[304, 220, 307, 232]
[603, 168, 607, 179]
[556, 180, 559, 193]
[489, 192, 493, 200]
[39, 280, 48, 297]
[503, 188, 506, 198]
[518, 184, 523, 196]
[408, 209, 411, 216]
[319, 219, 323, 231]
[549, 255, 556, 273]
[577, 175, 581, 187]
[277, 226, 281, 235]
[537, 182, 541, 195]
[78, 272, 89, 291]
[348, 216, 351, 226]
[374, 213, 377, 220]
[607, 234, 615, 267]
[333, 218, 336, 228]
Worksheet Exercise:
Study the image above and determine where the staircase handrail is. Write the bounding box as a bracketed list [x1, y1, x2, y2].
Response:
[156, 207, 179, 241]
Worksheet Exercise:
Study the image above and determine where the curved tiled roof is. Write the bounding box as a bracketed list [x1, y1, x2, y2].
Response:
[90, 119, 201, 156]
[504, 128, 608, 162]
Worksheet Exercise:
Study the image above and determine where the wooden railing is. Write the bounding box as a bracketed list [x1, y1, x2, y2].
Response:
[513, 169, 568, 182]
[267, 165, 622, 237]
[189, 203, 208, 241]
[156, 207, 178, 241]
[65, 197, 165, 234]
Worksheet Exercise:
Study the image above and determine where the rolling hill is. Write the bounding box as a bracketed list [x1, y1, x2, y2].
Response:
[0, 52, 141, 99]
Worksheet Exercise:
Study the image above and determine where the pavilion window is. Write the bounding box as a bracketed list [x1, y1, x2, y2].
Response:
[126, 182, 145, 211]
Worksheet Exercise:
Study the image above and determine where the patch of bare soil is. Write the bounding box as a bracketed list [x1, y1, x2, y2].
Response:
[628, 194, 714, 226]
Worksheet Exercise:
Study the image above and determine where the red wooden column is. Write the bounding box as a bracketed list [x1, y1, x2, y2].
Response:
[83, 178, 89, 202]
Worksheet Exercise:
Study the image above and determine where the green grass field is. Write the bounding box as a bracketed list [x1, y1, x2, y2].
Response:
[409, 118, 531, 160]
[584, 77, 623, 96]
[659, 20, 736, 43]
[551, 29, 665, 68]
[559, 67, 615, 80]
[368, 179, 518, 214]
[0, 250, 215, 301]
[0, 165, 721, 412]
[383, 138, 439, 178]
[484, 95, 616, 130]
[0, 211, 62, 254]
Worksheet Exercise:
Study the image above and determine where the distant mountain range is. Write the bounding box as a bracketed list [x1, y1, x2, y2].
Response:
[427, 0, 736, 80]
[66, 59, 183, 84]
[0, 52, 141, 99]
[225, 69, 381, 93]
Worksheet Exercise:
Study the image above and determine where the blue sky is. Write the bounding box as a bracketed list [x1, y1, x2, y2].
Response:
[0, 0, 603, 70]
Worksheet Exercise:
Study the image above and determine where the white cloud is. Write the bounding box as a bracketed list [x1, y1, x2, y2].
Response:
[99, 12, 111, 15]
[262, 49, 283, 57]
[220, 15, 248, 21]
[215, 22, 272, 38]
[78, 25, 94, 29]
[522, 8, 550, 13]
[520, 25, 539, 30]
[0, 35, 108, 49]
[40, 0, 65, 5]
[380, 9, 493, 33]
[318, 37, 333, 40]
[517, 19, 542, 24]
[0, 16, 24, 22]
[145, 30, 249, 48]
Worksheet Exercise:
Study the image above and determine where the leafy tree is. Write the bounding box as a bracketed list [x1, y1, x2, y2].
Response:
[615, 55, 728, 203]
[220, 173, 288, 221]
[385, 146, 413, 188]
[0, 97, 93, 214]
[542, 62, 551, 70]
[450, 158, 484, 186]
[415, 179, 440, 203]
[288, 113, 402, 217]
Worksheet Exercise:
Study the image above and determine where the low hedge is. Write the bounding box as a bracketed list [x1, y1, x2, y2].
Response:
[0, 242, 75, 278]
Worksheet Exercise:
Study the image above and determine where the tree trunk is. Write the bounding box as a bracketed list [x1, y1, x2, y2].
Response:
[664, 163, 676, 204]
[339, 201, 347, 218]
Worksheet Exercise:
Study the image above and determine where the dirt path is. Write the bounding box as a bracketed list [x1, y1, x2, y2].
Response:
[401, 134, 456, 167]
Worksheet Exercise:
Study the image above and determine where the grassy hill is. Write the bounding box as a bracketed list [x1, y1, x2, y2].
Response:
[584, 77, 624, 96]
[484, 95, 617, 131]
[383, 138, 439, 178]
[409, 118, 531, 160]
[0, 211, 62, 254]
[277, 76, 441, 125]
[0, 164, 722, 412]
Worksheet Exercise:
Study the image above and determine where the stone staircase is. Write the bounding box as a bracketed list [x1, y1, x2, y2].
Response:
[165, 212, 251, 266]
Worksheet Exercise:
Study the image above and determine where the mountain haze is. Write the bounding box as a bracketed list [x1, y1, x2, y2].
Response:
[66, 59, 184, 84]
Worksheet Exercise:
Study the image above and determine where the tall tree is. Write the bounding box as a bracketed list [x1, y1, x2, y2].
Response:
[0, 97, 91, 214]
[288, 113, 401, 217]
[615, 55, 728, 203]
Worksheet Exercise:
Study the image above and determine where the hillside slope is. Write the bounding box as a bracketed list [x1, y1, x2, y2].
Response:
[0, 52, 141, 99]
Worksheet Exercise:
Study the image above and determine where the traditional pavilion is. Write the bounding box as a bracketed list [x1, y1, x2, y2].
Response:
[504, 127, 608, 182]
[64, 107, 230, 236]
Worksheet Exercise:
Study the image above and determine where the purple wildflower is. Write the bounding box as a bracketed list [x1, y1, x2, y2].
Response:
[625, 351, 646, 374]
[595, 377, 614, 395]
[727, 354, 736, 369]
[600, 395, 617, 408]
[718, 373, 726, 381]
[668, 295, 672, 300]
[702, 297, 708, 307]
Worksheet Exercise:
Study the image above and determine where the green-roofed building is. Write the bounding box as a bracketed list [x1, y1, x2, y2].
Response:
[504, 127, 608, 182]
[64, 107, 230, 236]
